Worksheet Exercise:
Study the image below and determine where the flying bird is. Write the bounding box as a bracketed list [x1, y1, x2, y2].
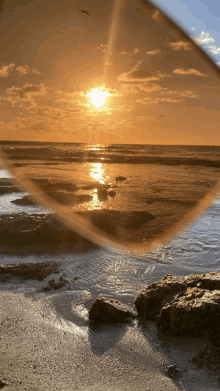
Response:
[79, 9, 90, 16]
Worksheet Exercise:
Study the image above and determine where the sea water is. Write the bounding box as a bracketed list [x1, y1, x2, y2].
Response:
[0, 142, 219, 314]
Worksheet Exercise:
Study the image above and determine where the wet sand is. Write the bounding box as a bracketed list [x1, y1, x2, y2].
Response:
[0, 290, 219, 391]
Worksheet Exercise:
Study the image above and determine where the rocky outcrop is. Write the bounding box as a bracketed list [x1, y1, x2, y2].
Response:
[89, 297, 137, 323]
[115, 176, 127, 182]
[0, 179, 21, 195]
[86, 210, 155, 237]
[0, 261, 60, 281]
[97, 189, 108, 201]
[43, 276, 71, 290]
[0, 213, 93, 250]
[135, 272, 220, 339]
[108, 190, 116, 198]
[191, 346, 220, 373]
[11, 196, 36, 206]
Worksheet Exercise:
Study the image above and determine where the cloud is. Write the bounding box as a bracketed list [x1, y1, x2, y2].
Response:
[168, 41, 193, 51]
[161, 89, 200, 98]
[32, 68, 41, 75]
[196, 31, 215, 45]
[193, 31, 220, 57]
[134, 48, 140, 54]
[96, 43, 112, 55]
[16, 65, 30, 75]
[137, 97, 183, 104]
[207, 46, 220, 55]
[120, 48, 141, 56]
[0, 63, 41, 77]
[4, 83, 47, 106]
[6, 83, 47, 97]
[173, 68, 208, 77]
[120, 83, 164, 95]
[0, 63, 15, 77]
[180, 90, 200, 98]
[118, 69, 170, 83]
[146, 50, 161, 55]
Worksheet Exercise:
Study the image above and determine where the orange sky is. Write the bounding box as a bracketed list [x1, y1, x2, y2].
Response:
[0, 0, 220, 145]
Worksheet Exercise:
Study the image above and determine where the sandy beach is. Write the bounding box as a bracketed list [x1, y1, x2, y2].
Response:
[0, 289, 220, 391]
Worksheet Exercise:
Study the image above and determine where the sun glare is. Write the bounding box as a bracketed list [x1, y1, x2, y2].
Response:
[87, 87, 110, 109]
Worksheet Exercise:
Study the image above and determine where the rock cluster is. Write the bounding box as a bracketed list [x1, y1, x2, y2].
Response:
[0, 261, 60, 282]
[43, 276, 71, 291]
[191, 346, 220, 374]
[88, 297, 137, 323]
[162, 364, 179, 379]
[0, 178, 21, 195]
[134, 272, 220, 340]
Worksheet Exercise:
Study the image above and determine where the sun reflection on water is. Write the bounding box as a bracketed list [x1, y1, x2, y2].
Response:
[90, 163, 105, 184]
[87, 189, 103, 210]
[87, 163, 107, 210]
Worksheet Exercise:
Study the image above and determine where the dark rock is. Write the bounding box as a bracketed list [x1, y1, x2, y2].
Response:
[134, 272, 220, 340]
[11, 196, 36, 206]
[0, 186, 18, 195]
[89, 297, 137, 323]
[31, 178, 78, 193]
[108, 191, 116, 198]
[115, 176, 127, 182]
[0, 379, 8, 388]
[85, 210, 155, 237]
[124, 211, 155, 230]
[0, 261, 60, 281]
[43, 276, 69, 291]
[0, 213, 94, 251]
[97, 189, 108, 201]
[163, 364, 179, 378]
[45, 192, 93, 205]
[0, 179, 21, 195]
[191, 347, 220, 372]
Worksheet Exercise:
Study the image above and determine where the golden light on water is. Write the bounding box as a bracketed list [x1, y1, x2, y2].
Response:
[90, 163, 105, 184]
[87, 163, 106, 210]
[87, 87, 110, 109]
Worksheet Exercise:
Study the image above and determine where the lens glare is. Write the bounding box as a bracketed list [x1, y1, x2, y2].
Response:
[0, 0, 220, 254]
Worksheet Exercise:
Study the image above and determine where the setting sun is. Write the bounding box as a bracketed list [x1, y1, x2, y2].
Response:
[87, 87, 110, 108]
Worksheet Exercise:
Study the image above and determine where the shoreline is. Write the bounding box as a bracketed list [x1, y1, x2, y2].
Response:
[1, 290, 219, 391]
[0, 271, 220, 390]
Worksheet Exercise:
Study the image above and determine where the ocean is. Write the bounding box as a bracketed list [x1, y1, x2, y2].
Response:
[0, 141, 219, 319]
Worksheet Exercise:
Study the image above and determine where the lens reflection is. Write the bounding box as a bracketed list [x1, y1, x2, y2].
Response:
[0, 0, 220, 255]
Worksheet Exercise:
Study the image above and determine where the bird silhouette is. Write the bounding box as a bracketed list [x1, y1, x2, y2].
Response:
[79, 9, 90, 16]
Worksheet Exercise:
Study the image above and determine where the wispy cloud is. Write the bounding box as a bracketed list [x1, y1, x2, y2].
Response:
[118, 69, 170, 83]
[161, 89, 200, 98]
[195, 31, 215, 45]
[137, 97, 183, 104]
[146, 50, 161, 55]
[168, 41, 193, 51]
[193, 31, 220, 57]
[173, 68, 208, 77]
[0, 63, 41, 77]
[16, 65, 30, 75]
[0, 63, 15, 77]
[120, 48, 141, 56]
[3, 83, 48, 106]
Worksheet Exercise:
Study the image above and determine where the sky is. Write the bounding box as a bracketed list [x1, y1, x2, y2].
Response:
[0, 0, 219, 145]
[158, 0, 220, 63]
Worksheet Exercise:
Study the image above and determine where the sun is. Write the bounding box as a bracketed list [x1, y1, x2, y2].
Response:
[87, 87, 110, 109]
